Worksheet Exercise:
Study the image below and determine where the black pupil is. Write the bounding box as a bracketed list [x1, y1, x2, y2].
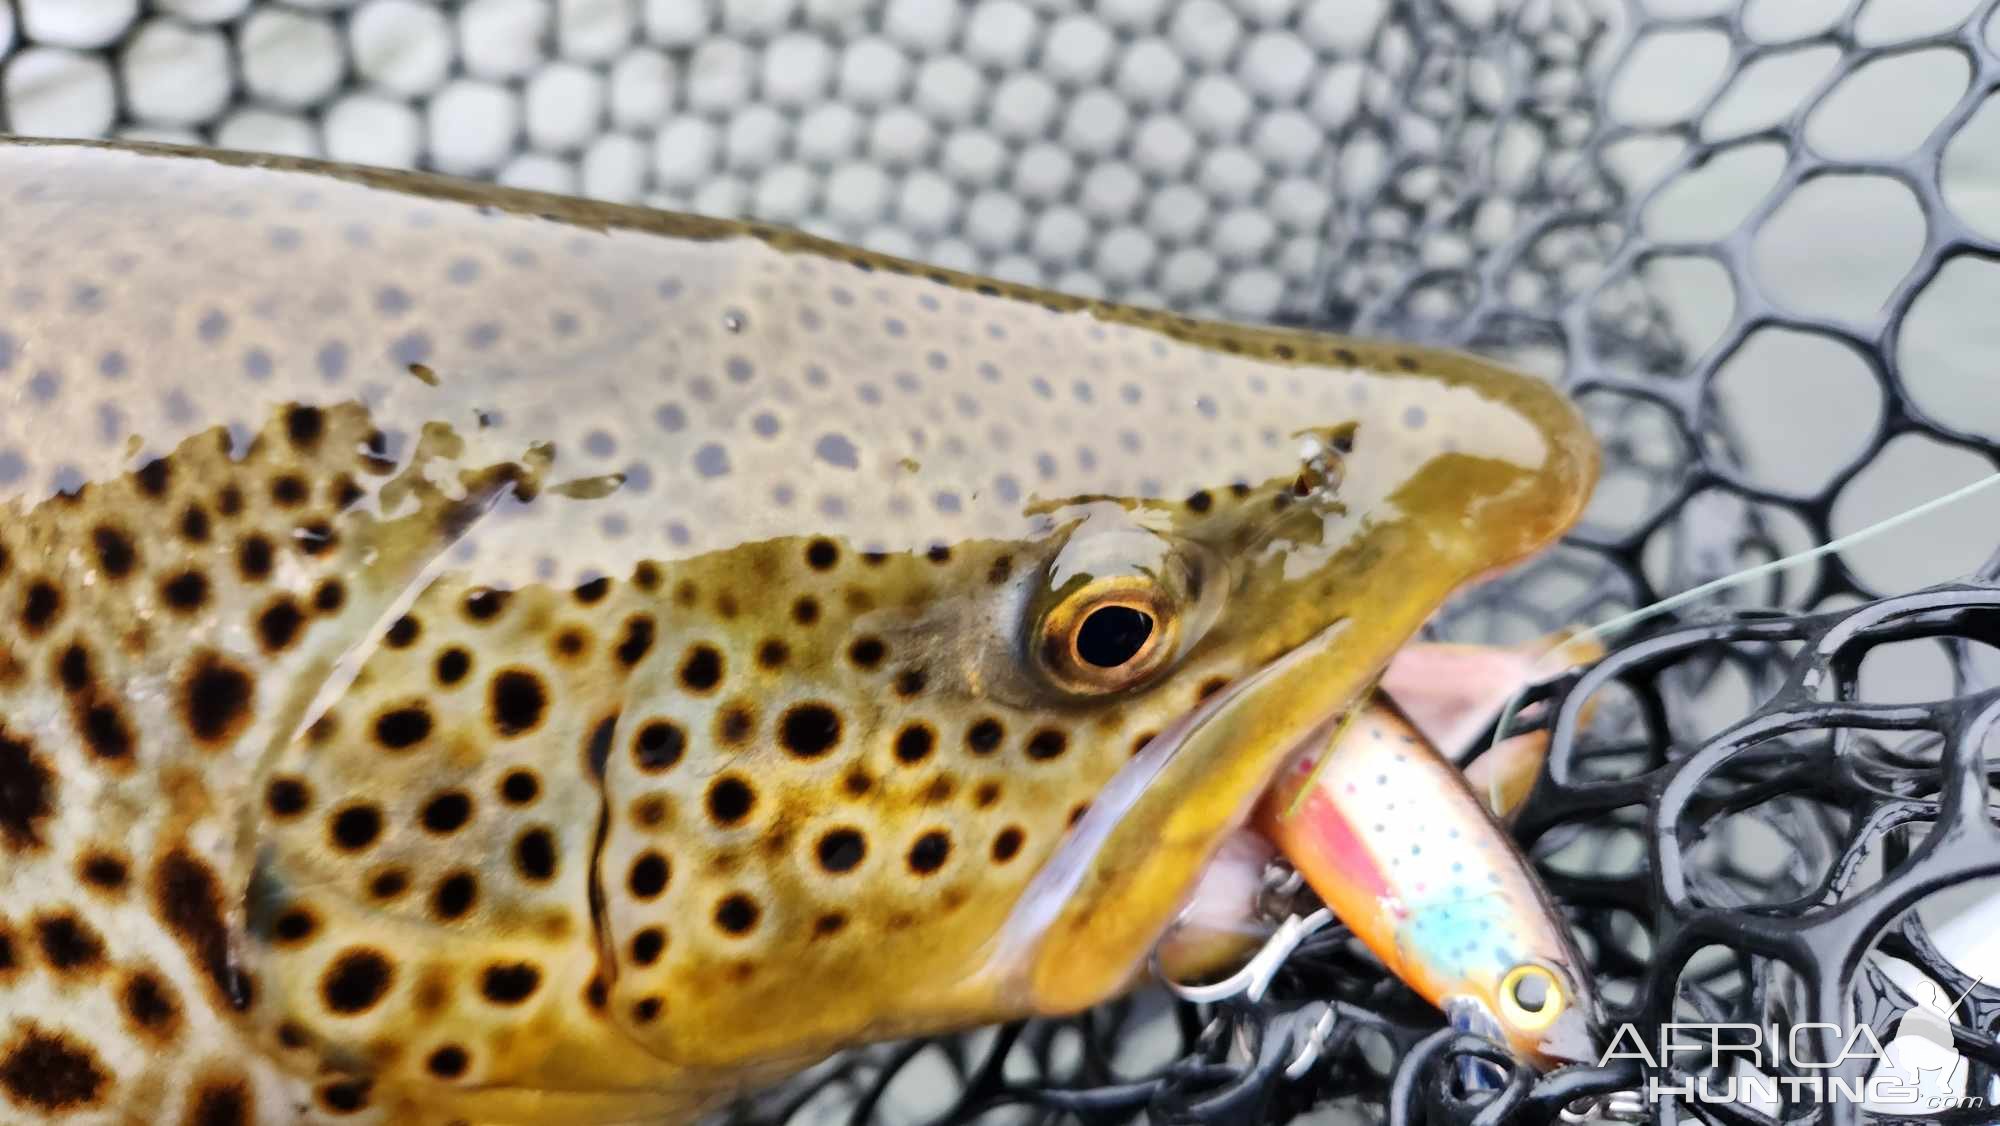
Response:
[1512, 972, 1550, 1012]
[1075, 605, 1155, 669]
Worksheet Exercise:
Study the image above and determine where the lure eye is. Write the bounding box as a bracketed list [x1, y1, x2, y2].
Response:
[1037, 581, 1178, 694]
[1498, 963, 1567, 1033]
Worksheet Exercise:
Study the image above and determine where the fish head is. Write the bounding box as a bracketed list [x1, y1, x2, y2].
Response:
[955, 334, 1601, 1019]
[577, 319, 1600, 1072]
[1, 139, 1597, 1115]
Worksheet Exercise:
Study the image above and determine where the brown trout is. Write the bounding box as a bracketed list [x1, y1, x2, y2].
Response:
[0, 138, 1597, 1124]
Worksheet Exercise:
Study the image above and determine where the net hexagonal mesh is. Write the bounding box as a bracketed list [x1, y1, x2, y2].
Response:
[4, 0, 2000, 1123]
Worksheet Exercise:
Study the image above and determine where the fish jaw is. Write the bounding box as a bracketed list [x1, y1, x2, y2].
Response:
[1150, 830, 1279, 981]
[982, 353, 1599, 1017]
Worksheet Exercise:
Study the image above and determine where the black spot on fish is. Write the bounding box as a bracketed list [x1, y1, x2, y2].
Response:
[679, 645, 723, 692]
[35, 914, 104, 973]
[272, 910, 316, 945]
[706, 776, 755, 826]
[257, 598, 305, 652]
[419, 791, 472, 835]
[432, 871, 477, 920]
[907, 831, 951, 874]
[270, 474, 308, 508]
[121, 971, 180, 1040]
[634, 721, 684, 772]
[426, 1046, 468, 1079]
[20, 580, 60, 634]
[779, 703, 840, 758]
[319, 1078, 371, 1114]
[91, 526, 137, 578]
[160, 569, 210, 612]
[0, 1026, 108, 1111]
[180, 653, 254, 747]
[0, 727, 55, 852]
[238, 535, 274, 580]
[895, 725, 935, 764]
[479, 963, 541, 1005]
[321, 949, 393, 1014]
[265, 777, 310, 818]
[374, 706, 432, 750]
[188, 1080, 252, 1120]
[616, 615, 656, 666]
[966, 718, 1004, 755]
[1026, 729, 1068, 760]
[490, 669, 547, 735]
[435, 647, 471, 685]
[313, 579, 346, 613]
[992, 827, 1024, 862]
[514, 829, 557, 882]
[134, 457, 172, 497]
[630, 928, 665, 965]
[77, 853, 127, 892]
[848, 637, 886, 669]
[286, 405, 325, 448]
[464, 588, 509, 622]
[714, 894, 760, 935]
[154, 850, 244, 1009]
[816, 828, 866, 873]
[500, 769, 540, 805]
[628, 852, 669, 899]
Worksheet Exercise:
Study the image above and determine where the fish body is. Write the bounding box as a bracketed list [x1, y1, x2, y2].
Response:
[0, 139, 1596, 1123]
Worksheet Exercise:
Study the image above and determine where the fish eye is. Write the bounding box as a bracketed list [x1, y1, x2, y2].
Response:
[1498, 963, 1566, 1032]
[1037, 581, 1178, 694]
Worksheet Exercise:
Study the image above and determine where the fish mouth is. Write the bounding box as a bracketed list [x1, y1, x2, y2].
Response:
[982, 617, 1374, 1013]
[982, 627, 1605, 1073]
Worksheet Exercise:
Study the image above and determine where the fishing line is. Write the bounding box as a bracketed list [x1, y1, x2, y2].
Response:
[1275, 469, 2000, 823]
[1486, 468, 2000, 755]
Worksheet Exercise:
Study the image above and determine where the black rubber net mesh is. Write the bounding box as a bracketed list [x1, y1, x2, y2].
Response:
[5, 0, 2000, 1122]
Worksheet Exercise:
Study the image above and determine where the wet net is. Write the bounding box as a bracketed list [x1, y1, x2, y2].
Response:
[4, 0, 2000, 1122]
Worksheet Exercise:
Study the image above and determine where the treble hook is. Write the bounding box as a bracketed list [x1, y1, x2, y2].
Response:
[1558, 1090, 1648, 1123]
[1155, 908, 1335, 1005]
[1282, 1002, 1340, 1079]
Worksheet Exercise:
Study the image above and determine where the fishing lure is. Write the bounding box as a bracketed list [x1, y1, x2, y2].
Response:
[1156, 635, 1604, 1072]
[1255, 681, 1599, 1070]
